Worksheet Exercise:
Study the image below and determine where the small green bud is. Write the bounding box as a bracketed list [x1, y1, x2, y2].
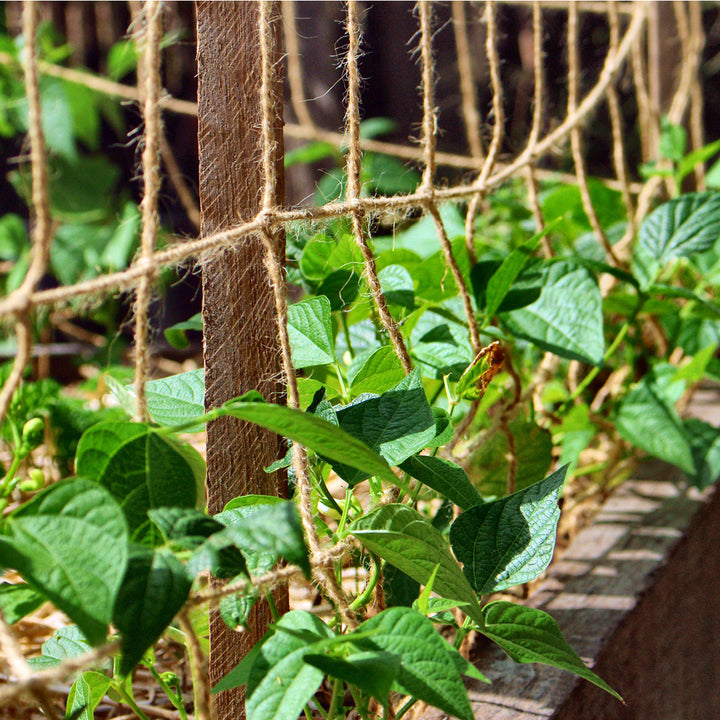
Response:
[0, 497, 8, 513]
[19, 468, 45, 492]
[160, 671, 180, 686]
[20, 417, 44, 453]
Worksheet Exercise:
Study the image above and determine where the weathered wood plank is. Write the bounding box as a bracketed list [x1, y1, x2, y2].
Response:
[196, 2, 286, 717]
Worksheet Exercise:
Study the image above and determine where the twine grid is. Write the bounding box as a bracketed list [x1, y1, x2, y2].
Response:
[0, 0, 708, 712]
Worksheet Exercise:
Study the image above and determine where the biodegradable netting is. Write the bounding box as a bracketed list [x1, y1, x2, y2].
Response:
[0, 0, 708, 715]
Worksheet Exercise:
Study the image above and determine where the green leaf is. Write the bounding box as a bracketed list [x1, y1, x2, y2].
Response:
[450, 466, 567, 594]
[288, 296, 335, 368]
[28, 626, 93, 670]
[683, 417, 720, 489]
[541, 180, 626, 235]
[707, 157, 720, 189]
[635, 192, 720, 288]
[66, 670, 112, 720]
[383, 563, 420, 608]
[220, 576, 258, 630]
[485, 219, 561, 319]
[446, 645, 490, 684]
[0, 582, 45, 624]
[355, 607, 474, 720]
[348, 346, 406, 395]
[102, 202, 141, 270]
[245, 611, 336, 720]
[333, 370, 436, 484]
[216, 500, 310, 578]
[107, 38, 138, 79]
[481, 601, 622, 701]
[48, 155, 120, 223]
[164, 313, 203, 349]
[300, 231, 362, 283]
[76, 422, 204, 541]
[472, 418, 552, 498]
[284, 141, 338, 168]
[148, 507, 224, 549]
[416, 564, 440, 615]
[502, 261, 604, 364]
[114, 548, 192, 675]
[614, 377, 695, 474]
[0, 213, 28, 260]
[426, 407, 454, 449]
[317, 268, 360, 310]
[0, 480, 128, 645]
[378, 264, 414, 308]
[659, 118, 687, 161]
[399, 455, 482, 510]
[350, 504, 482, 622]
[359, 117, 398, 139]
[304, 651, 399, 706]
[39, 77, 77, 161]
[392, 204, 466, 258]
[676, 139, 720, 185]
[218, 397, 397, 484]
[144, 369, 206, 431]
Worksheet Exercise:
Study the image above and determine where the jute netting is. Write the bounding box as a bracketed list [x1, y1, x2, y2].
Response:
[0, 0, 709, 711]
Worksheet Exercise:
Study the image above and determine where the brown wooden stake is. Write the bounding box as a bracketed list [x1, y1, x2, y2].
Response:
[196, 3, 287, 718]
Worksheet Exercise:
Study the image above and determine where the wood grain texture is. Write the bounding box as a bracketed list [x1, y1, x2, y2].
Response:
[196, 3, 287, 718]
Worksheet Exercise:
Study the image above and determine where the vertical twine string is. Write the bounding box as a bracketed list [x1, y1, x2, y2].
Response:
[464, 0, 502, 266]
[419, 1, 437, 188]
[616, 4, 698, 262]
[568, 1, 620, 267]
[677, 0, 705, 189]
[418, 1, 482, 356]
[524, 0, 550, 253]
[452, 1, 484, 161]
[605, 1, 634, 228]
[346, 0, 412, 373]
[477, 0, 503, 186]
[454, 0, 485, 266]
[259, 0, 355, 628]
[282, 0, 314, 128]
[0, 2, 53, 425]
[688, 1, 705, 189]
[177, 609, 211, 720]
[133, 0, 163, 423]
[631, 19, 653, 163]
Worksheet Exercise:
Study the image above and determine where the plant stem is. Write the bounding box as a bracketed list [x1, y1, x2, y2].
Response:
[341, 310, 354, 359]
[326, 677, 344, 720]
[334, 363, 349, 401]
[113, 682, 153, 720]
[566, 320, 630, 404]
[0, 453, 23, 495]
[349, 554, 381, 612]
[395, 697, 417, 720]
[266, 591, 280, 622]
[336, 487, 353, 537]
[149, 667, 189, 720]
[348, 685, 371, 720]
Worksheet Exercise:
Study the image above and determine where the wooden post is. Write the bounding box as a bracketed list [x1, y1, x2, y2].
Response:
[196, 2, 287, 718]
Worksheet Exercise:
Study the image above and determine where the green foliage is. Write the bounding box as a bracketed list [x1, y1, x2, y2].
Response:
[8, 77, 720, 716]
[450, 466, 567, 594]
[0, 480, 128, 644]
